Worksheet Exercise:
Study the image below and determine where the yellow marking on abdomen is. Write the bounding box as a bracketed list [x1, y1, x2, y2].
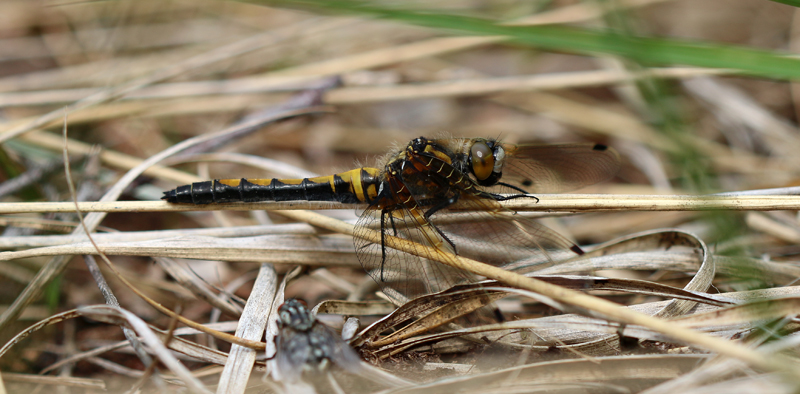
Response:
[218, 179, 241, 187]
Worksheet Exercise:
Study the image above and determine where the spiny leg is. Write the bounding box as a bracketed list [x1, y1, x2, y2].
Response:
[388, 208, 399, 236]
[497, 181, 530, 195]
[380, 208, 389, 282]
[423, 192, 459, 219]
[493, 182, 539, 203]
[422, 192, 460, 253]
[489, 192, 539, 203]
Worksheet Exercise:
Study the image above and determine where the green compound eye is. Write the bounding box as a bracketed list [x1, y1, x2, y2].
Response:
[470, 140, 494, 181]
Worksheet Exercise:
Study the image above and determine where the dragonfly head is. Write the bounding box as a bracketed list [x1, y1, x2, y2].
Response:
[408, 136, 429, 152]
[278, 299, 315, 331]
[469, 138, 505, 186]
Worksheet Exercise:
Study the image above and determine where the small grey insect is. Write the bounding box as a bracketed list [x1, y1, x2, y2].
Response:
[274, 299, 363, 382]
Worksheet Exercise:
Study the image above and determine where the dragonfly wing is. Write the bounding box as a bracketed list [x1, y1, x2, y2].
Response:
[354, 204, 475, 302]
[499, 143, 620, 193]
[436, 194, 582, 268]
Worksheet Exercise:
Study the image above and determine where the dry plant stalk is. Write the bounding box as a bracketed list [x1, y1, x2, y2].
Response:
[2, 1, 800, 393]
[0, 193, 798, 214]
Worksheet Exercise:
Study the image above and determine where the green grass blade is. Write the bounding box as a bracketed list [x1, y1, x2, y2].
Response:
[274, 0, 800, 80]
[769, 0, 800, 7]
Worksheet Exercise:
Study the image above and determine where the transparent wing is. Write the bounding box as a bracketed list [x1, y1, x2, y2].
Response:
[354, 203, 476, 302]
[436, 194, 581, 269]
[275, 327, 311, 382]
[309, 323, 362, 374]
[354, 194, 583, 301]
[498, 143, 621, 193]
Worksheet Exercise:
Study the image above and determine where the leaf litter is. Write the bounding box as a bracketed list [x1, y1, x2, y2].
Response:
[2, 1, 800, 393]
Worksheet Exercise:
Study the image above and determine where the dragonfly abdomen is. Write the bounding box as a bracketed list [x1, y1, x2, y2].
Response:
[162, 168, 383, 204]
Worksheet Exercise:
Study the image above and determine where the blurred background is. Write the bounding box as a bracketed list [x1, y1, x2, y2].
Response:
[2, 0, 800, 391]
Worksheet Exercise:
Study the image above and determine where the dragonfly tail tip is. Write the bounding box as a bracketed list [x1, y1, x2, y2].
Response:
[162, 190, 177, 203]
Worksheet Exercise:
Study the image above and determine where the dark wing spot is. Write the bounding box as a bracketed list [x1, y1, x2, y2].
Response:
[570, 245, 585, 255]
[521, 179, 533, 187]
[592, 144, 608, 151]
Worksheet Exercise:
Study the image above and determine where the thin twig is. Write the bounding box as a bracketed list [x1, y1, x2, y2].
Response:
[324, 68, 732, 104]
[0, 193, 798, 214]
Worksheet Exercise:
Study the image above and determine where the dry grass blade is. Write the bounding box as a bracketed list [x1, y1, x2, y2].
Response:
[0, 234, 358, 264]
[43, 325, 238, 375]
[354, 273, 732, 358]
[379, 354, 710, 394]
[0, 105, 324, 332]
[325, 68, 732, 104]
[0, 193, 799, 214]
[0, 222, 316, 248]
[277, 210, 792, 373]
[315, 300, 399, 316]
[0, 17, 343, 144]
[4, 1, 800, 392]
[371, 293, 507, 347]
[82, 254, 158, 384]
[673, 296, 800, 328]
[153, 257, 243, 316]
[76, 305, 212, 393]
[551, 229, 716, 319]
[0, 373, 105, 390]
[369, 287, 800, 363]
[0, 306, 233, 390]
[0, 309, 84, 358]
[217, 263, 277, 394]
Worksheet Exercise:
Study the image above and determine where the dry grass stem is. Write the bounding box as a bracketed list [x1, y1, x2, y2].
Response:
[3, 1, 800, 392]
[0, 193, 799, 214]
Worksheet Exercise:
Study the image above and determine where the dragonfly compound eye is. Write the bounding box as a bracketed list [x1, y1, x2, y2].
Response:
[470, 140, 495, 181]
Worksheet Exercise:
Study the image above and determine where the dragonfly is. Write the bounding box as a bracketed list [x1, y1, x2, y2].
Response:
[163, 137, 620, 301]
[272, 299, 362, 382]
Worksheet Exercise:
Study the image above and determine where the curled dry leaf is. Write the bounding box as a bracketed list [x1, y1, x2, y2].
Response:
[4, 3, 800, 393]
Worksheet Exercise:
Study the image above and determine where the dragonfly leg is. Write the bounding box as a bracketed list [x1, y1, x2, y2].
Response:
[388, 209, 399, 236]
[491, 182, 539, 203]
[419, 194, 459, 254]
[380, 208, 389, 282]
[377, 207, 404, 283]
[491, 192, 539, 203]
[434, 224, 457, 254]
[423, 192, 459, 219]
[497, 181, 530, 195]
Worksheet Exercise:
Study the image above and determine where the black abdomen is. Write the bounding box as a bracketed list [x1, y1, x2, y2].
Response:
[162, 168, 382, 205]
